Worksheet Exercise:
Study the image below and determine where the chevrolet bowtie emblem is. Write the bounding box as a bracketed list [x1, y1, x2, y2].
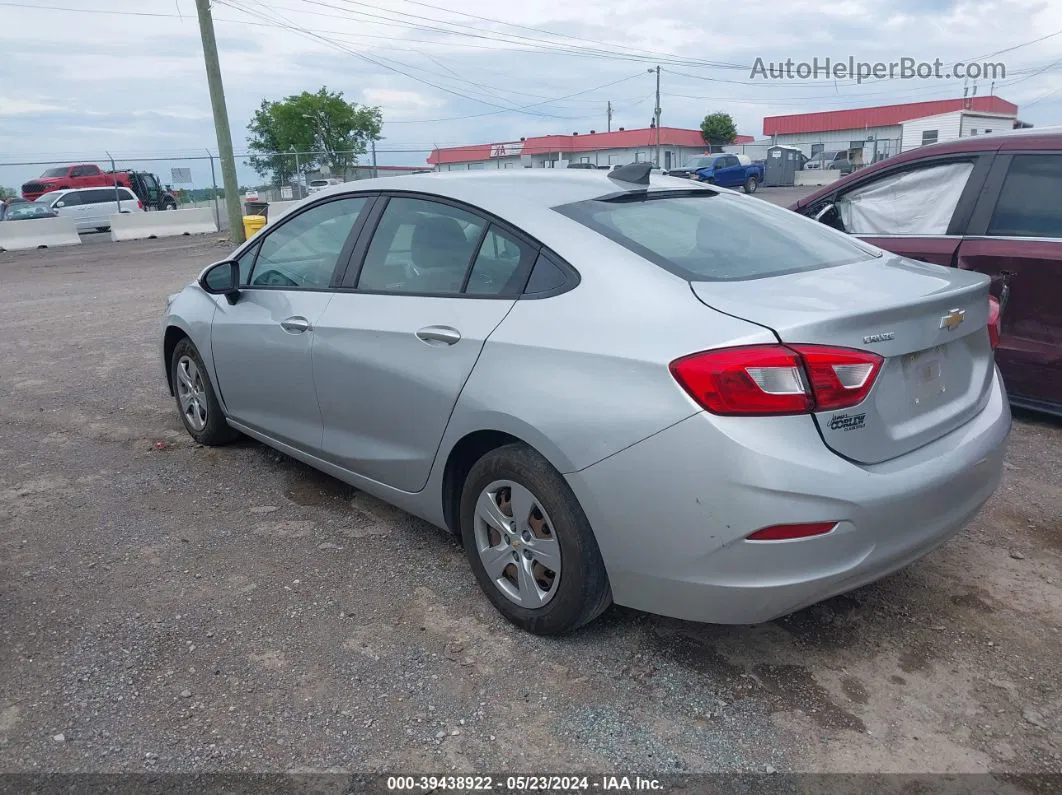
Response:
[939, 308, 966, 331]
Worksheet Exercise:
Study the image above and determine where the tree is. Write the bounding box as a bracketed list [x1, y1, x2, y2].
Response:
[0, 187, 19, 201]
[700, 112, 738, 149]
[246, 87, 382, 186]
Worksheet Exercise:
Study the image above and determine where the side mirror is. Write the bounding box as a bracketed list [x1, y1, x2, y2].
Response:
[55, 201, 65, 208]
[200, 260, 241, 304]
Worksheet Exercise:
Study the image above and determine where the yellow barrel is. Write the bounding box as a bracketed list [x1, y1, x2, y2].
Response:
[242, 214, 267, 239]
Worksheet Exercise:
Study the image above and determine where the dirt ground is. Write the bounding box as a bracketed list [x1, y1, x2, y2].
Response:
[1, 218, 1060, 785]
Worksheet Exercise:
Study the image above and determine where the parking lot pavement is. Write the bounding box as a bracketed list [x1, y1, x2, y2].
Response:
[753, 186, 818, 207]
[1, 236, 1060, 779]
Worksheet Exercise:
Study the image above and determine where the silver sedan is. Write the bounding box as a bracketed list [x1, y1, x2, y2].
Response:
[161, 165, 1011, 635]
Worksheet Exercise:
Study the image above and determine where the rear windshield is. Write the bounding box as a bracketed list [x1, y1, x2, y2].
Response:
[555, 191, 878, 281]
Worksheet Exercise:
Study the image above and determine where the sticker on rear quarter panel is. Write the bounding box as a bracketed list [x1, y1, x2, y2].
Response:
[829, 412, 867, 431]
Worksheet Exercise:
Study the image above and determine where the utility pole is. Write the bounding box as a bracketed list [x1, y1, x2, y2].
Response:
[371, 137, 378, 178]
[648, 66, 661, 166]
[194, 0, 244, 243]
[607, 100, 613, 133]
[289, 146, 302, 196]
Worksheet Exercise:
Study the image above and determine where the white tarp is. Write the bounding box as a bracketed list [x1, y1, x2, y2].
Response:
[839, 162, 974, 235]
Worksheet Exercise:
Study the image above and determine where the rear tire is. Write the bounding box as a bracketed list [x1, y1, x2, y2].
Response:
[170, 338, 240, 446]
[743, 175, 759, 194]
[460, 444, 611, 635]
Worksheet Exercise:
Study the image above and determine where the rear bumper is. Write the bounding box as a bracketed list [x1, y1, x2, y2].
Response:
[565, 367, 1011, 624]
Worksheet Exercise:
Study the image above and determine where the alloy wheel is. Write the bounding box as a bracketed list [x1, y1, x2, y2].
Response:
[175, 355, 208, 432]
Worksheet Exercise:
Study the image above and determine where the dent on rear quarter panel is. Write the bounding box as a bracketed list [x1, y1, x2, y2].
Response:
[441, 262, 777, 474]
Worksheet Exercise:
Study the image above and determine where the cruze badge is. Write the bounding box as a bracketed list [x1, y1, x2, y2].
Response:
[863, 332, 895, 344]
[939, 308, 966, 331]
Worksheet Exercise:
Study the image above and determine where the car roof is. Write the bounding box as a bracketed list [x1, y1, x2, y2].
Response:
[267, 170, 717, 252]
[324, 169, 713, 213]
[45, 186, 133, 196]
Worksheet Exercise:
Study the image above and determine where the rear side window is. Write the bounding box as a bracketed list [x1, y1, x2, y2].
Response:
[555, 192, 877, 281]
[988, 155, 1062, 239]
[81, 188, 128, 204]
[465, 226, 533, 295]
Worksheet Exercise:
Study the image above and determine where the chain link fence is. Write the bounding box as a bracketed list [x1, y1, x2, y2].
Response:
[722, 138, 904, 169]
[0, 148, 435, 230]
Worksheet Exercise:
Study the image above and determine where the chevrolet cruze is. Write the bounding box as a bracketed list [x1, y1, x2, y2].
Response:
[161, 166, 1010, 635]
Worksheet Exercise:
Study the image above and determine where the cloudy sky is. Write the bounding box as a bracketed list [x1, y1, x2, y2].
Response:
[1, 0, 1060, 189]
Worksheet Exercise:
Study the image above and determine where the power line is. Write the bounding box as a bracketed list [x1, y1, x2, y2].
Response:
[223, 0, 648, 121]
[218, 0, 562, 116]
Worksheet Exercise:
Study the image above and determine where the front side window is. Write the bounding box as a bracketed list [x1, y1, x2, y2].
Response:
[236, 242, 261, 286]
[987, 155, 1062, 239]
[836, 161, 974, 235]
[357, 198, 486, 294]
[53, 192, 81, 207]
[556, 191, 876, 281]
[248, 197, 368, 289]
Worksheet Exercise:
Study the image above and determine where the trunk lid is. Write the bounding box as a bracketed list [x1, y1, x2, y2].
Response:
[691, 253, 995, 464]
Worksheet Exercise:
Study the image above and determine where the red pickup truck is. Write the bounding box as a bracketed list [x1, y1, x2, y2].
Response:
[21, 164, 131, 201]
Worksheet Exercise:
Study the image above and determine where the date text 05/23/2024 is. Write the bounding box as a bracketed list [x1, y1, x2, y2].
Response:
[386, 775, 664, 791]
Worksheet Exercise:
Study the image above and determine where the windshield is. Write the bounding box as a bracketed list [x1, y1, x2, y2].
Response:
[685, 157, 717, 169]
[40, 168, 68, 178]
[35, 192, 62, 204]
[6, 204, 52, 220]
[555, 191, 878, 281]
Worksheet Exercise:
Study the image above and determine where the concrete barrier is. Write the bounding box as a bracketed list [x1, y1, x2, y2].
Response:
[795, 169, 843, 187]
[109, 208, 218, 241]
[0, 217, 81, 251]
[265, 200, 301, 225]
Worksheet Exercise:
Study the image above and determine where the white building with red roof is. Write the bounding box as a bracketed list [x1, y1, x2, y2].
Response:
[761, 96, 1024, 162]
[427, 126, 755, 172]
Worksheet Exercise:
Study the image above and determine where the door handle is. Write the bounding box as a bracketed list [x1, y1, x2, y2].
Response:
[415, 325, 461, 346]
[280, 316, 312, 334]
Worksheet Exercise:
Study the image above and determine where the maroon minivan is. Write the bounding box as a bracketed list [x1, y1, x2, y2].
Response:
[792, 130, 1062, 415]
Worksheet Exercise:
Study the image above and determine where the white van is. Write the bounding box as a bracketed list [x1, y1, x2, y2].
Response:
[36, 186, 143, 232]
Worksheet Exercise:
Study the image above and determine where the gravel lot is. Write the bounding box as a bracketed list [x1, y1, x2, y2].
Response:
[1, 197, 1060, 786]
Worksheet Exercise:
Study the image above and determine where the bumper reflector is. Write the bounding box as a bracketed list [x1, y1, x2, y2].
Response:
[746, 522, 837, 541]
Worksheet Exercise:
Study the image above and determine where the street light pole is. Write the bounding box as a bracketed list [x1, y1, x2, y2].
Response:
[194, 0, 244, 243]
[650, 66, 662, 167]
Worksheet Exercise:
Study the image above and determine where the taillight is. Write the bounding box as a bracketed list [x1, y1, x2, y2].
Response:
[137, 200, 144, 210]
[670, 344, 883, 416]
[987, 295, 1001, 350]
[747, 522, 837, 541]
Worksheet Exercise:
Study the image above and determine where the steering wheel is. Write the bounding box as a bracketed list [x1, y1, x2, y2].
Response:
[253, 269, 299, 287]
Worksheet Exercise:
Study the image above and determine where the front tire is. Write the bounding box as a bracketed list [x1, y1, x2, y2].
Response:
[170, 338, 239, 445]
[743, 175, 759, 194]
[460, 444, 611, 635]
